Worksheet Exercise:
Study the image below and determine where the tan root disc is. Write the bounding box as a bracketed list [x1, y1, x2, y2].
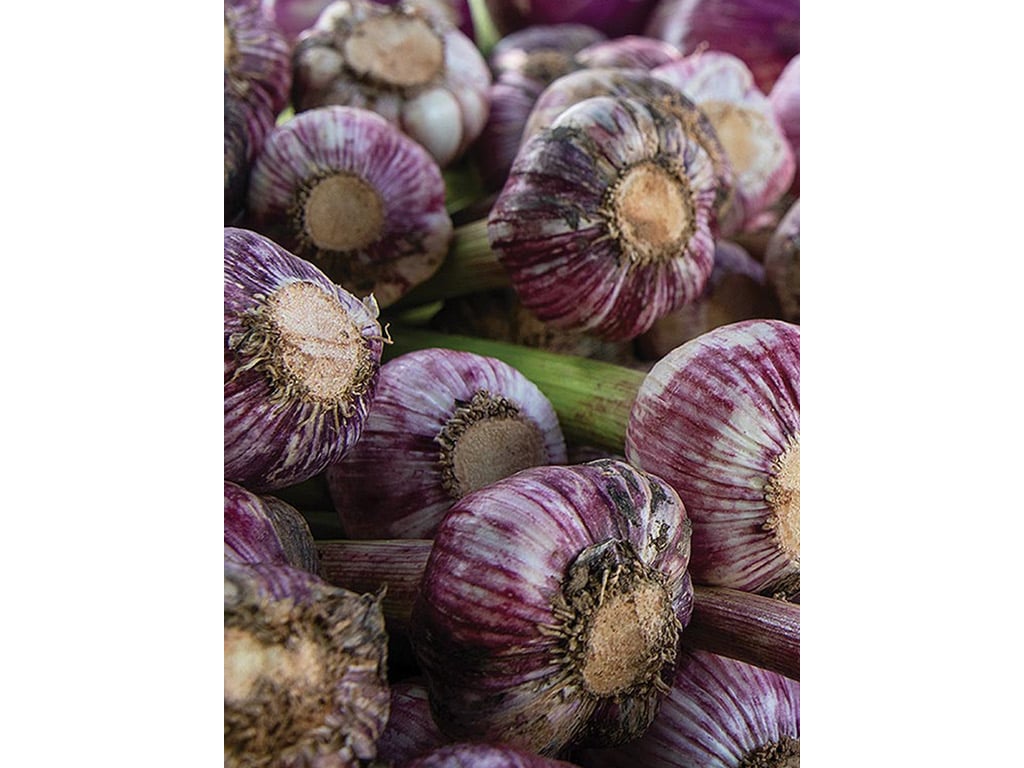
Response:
[581, 581, 675, 697]
[451, 418, 547, 497]
[304, 173, 385, 252]
[344, 14, 444, 88]
[264, 281, 372, 405]
[611, 161, 693, 265]
[764, 438, 800, 564]
[699, 101, 769, 178]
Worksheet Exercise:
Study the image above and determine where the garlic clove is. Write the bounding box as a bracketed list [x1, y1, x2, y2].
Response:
[764, 198, 800, 324]
[653, 51, 796, 232]
[376, 680, 448, 765]
[488, 94, 719, 341]
[224, 560, 390, 767]
[246, 105, 453, 307]
[223, 227, 385, 492]
[291, 0, 491, 167]
[625, 319, 800, 595]
[325, 347, 568, 538]
[578, 648, 799, 768]
[410, 459, 694, 755]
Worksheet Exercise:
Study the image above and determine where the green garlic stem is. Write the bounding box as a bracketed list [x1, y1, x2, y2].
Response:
[316, 539, 799, 680]
[385, 325, 646, 452]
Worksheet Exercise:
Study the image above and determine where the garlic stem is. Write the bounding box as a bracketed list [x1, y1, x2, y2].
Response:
[385, 326, 645, 450]
[315, 539, 799, 680]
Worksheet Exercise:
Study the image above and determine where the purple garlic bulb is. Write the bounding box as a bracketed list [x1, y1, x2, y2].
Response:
[224, 480, 320, 574]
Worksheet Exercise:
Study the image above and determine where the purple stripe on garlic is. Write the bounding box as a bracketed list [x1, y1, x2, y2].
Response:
[573, 35, 683, 70]
[764, 198, 799, 324]
[326, 347, 567, 538]
[246, 105, 453, 308]
[410, 459, 694, 756]
[224, 560, 390, 767]
[488, 94, 719, 341]
[578, 648, 799, 768]
[224, 480, 320, 574]
[225, 0, 293, 115]
[224, 227, 385, 492]
[769, 54, 799, 194]
[291, 0, 491, 167]
[225, 76, 276, 224]
[407, 742, 582, 768]
[625, 319, 799, 595]
[653, 51, 795, 231]
[376, 680, 448, 765]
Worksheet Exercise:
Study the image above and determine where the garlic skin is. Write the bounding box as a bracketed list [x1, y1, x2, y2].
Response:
[291, 0, 491, 167]
[265, 0, 474, 43]
[645, 0, 800, 94]
[406, 743, 582, 768]
[246, 105, 453, 307]
[769, 54, 799, 194]
[224, 227, 385, 492]
[653, 52, 796, 232]
[224, 560, 390, 767]
[635, 239, 779, 360]
[488, 94, 719, 341]
[519, 68, 737, 236]
[325, 347, 567, 538]
[225, 0, 293, 115]
[484, 0, 661, 38]
[764, 199, 799, 323]
[225, 480, 320, 574]
[376, 680, 447, 765]
[489, 24, 607, 82]
[573, 35, 682, 70]
[410, 459, 694, 756]
[578, 649, 799, 768]
[625, 319, 799, 595]
[225, 76, 275, 224]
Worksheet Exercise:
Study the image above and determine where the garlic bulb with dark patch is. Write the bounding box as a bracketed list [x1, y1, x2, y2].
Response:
[488, 94, 719, 341]
[578, 648, 799, 768]
[224, 480, 320, 574]
[625, 319, 799, 596]
[410, 459, 694, 756]
[224, 559, 390, 767]
[246, 105, 453, 307]
[325, 347, 567, 538]
[291, 0, 491, 167]
[224, 227, 385, 492]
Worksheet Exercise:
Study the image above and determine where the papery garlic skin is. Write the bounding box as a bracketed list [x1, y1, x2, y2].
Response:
[769, 54, 799, 195]
[225, 0, 293, 115]
[407, 742, 582, 768]
[573, 35, 682, 70]
[246, 105, 453, 307]
[224, 480, 320, 574]
[578, 649, 799, 768]
[764, 199, 799, 323]
[224, 560, 390, 767]
[224, 227, 384, 492]
[225, 77, 275, 224]
[645, 0, 800, 94]
[625, 319, 799, 595]
[376, 680, 448, 765]
[326, 348, 567, 538]
[488, 95, 719, 341]
[654, 51, 795, 231]
[291, 0, 491, 167]
[411, 459, 694, 756]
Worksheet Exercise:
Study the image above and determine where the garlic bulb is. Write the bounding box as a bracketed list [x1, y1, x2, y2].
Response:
[578, 648, 799, 768]
[769, 54, 799, 194]
[224, 480, 320, 574]
[410, 459, 694, 755]
[572, 35, 682, 69]
[488, 94, 719, 341]
[246, 105, 453, 307]
[645, 0, 800, 94]
[653, 51, 795, 231]
[764, 199, 799, 323]
[225, 76, 275, 224]
[291, 0, 491, 167]
[376, 680, 447, 765]
[224, 560, 390, 767]
[325, 347, 567, 538]
[224, 227, 385, 492]
[224, 0, 292, 115]
[519, 68, 736, 236]
[625, 319, 799, 596]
